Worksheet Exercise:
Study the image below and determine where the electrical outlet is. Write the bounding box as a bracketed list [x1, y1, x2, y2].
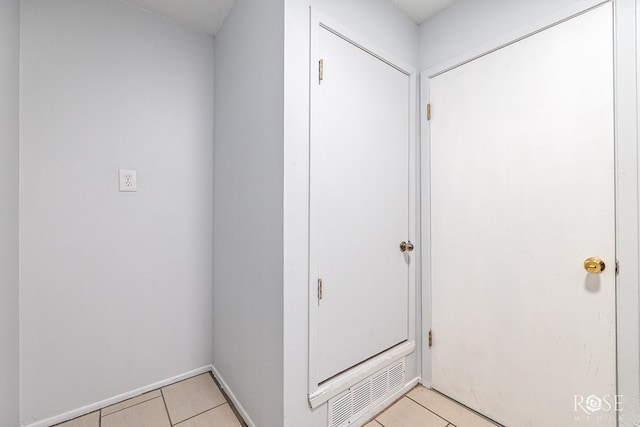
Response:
[119, 169, 137, 192]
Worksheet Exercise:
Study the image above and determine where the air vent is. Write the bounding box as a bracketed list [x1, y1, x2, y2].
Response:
[328, 358, 406, 427]
[352, 382, 371, 416]
[330, 392, 352, 427]
[389, 361, 404, 390]
[370, 372, 388, 403]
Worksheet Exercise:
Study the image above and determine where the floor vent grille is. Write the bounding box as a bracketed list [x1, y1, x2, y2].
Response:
[388, 361, 404, 390]
[328, 358, 405, 427]
[330, 393, 352, 427]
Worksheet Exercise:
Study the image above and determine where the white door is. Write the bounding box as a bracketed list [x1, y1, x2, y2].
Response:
[311, 27, 412, 383]
[429, 4, 615, 427]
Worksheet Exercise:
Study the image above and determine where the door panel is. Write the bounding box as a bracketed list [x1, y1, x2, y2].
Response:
[430, 4, 615, 426]
[313, 28, 411, 382]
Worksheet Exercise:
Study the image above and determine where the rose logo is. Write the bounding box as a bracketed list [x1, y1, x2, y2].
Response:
[585, 395, 603, 413]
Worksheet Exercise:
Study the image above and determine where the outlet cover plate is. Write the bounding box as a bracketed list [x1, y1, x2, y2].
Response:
[119, 169, 137, 192]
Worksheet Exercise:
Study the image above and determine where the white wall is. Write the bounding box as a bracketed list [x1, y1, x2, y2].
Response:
[419, 0, 590, 70]
[212, 0, 284, 426]
[0, 0, 20, 425]
[19, 0, 214, 424]
[283, 2, 418, 426]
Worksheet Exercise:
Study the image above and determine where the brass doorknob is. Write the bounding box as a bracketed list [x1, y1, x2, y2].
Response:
[400, 241, 414, 253]
[584, 257, 605, 274]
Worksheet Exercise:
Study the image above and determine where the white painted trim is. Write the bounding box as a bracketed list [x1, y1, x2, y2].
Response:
[407, 42, 418, 384]
[308, 7, 418, 397]
[308, 341, 415, 408]
[419, 74, 432, 389]
[308, 6, 321, 392]
[614, 0, 640, 425]
[352, 376, 421, 427]
[23, 365, 214, 427]
[420, 0, 640, 424]
[414, 69, 425, 391]
[211, 363, 257, 427]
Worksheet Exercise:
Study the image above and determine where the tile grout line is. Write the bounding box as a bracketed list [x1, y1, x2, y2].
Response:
[99, 394, 162, 419]
[60, 373, 231, 427]
[162, 372, 210, 390]
[160, 388, 175, 426]
[405, 394, 454, 425]
[171, 402, 228, 427]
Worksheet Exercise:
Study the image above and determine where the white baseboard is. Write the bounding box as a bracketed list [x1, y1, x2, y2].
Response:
[24, 365, 214, 427]
[23, 366, 414, 427]
[352, 376, 421, 427]
[210, 363, 256, 427]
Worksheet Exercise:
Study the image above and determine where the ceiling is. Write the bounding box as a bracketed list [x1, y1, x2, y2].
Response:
[126, 0, 235, 35]
[126, 0, 456, 36]
[389, 0, 457, 24]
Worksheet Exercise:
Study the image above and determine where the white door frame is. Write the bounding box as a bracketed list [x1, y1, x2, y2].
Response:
[308, 8, 418, 402]
[419, 0, 640, 424]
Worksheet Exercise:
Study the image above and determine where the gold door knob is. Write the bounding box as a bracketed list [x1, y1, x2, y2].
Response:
[400, 241, 414, 253]
[584, 257, 605, 274]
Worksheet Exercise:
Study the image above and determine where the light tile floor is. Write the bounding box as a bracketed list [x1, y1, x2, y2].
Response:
[366, 386, 500, 427]
[55, 376, 496, 427]
[55, 373, 245, 427]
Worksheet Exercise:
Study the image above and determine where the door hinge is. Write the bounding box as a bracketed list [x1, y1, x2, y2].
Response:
[319, 59, 324, 83]
[427, 103, 431, 121]
[428, 330, 433, 348]
[615, 260, 619, 275]
[318, 278, 323, 301]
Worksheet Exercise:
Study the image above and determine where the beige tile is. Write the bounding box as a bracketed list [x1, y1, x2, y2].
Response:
[55, 411, 99, 427]
[101, 389, 162, 416]
[377, 397, 448, 427]
[407, 387, 497, 427]
[162, 373, 227, 424]
[101, 397, 170, 427]
[175, 403, 242, 427]
[364, 420, 383, 426]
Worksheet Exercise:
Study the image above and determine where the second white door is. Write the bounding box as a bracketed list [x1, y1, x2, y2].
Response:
[429, 4, 616, 427]
[311, 26, 412, 383]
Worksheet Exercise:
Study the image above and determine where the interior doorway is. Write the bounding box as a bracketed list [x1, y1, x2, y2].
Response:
[426, 3, 616, 426]
[308, 15, 417, 392]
